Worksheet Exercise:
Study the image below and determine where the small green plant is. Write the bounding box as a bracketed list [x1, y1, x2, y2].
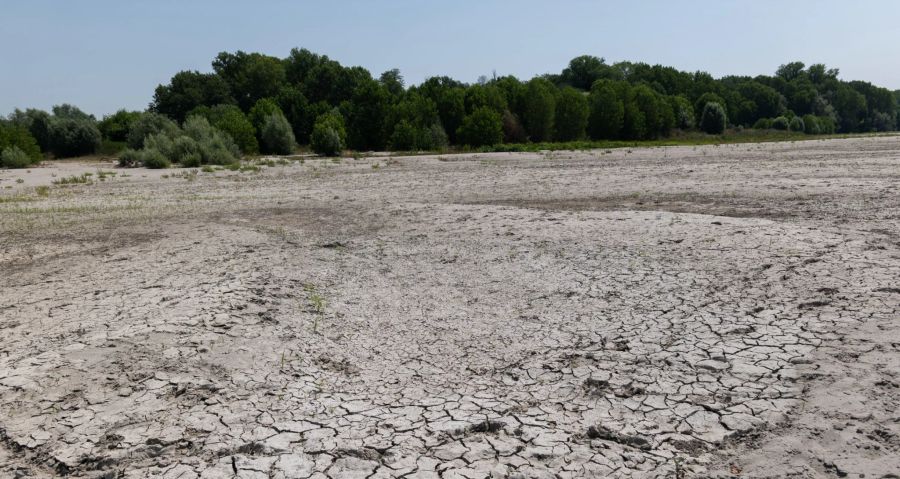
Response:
[15, 178, 24, 184]
[201, 165, 215, 173]
[35, 185, 50, 197]
[52, 173, 92, 185]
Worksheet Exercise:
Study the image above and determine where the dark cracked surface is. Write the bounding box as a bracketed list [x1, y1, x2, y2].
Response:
[1, 136, 899, 478]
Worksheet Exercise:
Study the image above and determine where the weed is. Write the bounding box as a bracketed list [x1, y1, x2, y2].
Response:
[35, 185, 50, 197]
[201, 165, 215, 173]
[52, 174, 93, 185]
[15, 178, 23, 184]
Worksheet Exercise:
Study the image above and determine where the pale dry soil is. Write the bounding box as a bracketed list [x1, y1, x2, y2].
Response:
[0, 137, 898, 479]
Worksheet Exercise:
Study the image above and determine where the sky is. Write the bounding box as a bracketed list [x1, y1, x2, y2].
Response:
[2, 0, 899, 117]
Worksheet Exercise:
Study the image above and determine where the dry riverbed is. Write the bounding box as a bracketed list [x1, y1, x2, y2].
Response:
[1, 137, 899, 478]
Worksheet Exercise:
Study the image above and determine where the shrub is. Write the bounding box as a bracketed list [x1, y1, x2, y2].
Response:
[389, 120, 417, 151]
[771, 116, 790, 130]
[753, 118, 773, 129]
[694, 93, 727, 124]
[49, 118, 102, 157]
[670, 95, 695, 130]
[248, 98, 283, 133]
[0, 124, 42, 163]
[259, 113, 296, 154]
[194, 105, 258, 154]
[127, 112, 179, 149]
[181, 152, 202, 168]
[118, 148, 143, 167]
[144, 133, 176, 161]
[310, 111, 347, 156]
[99, 110, 141, 142]
[426, 123, 449, 150]
[456, 107, 503, 147]
[816, 116, 836, 134]
[1, 146, 33, 168]
[172, 136, 202, 163]
[788, 116, 805, 132]
[501, 110, 527, 143]
[802, 115, 820, 134]
[699, 102, 727, 134]
[182, 116, 240, 164]
[141, 149, 171, 169]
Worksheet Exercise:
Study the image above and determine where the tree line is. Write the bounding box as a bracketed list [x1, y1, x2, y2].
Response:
[2, 50, 899, 167]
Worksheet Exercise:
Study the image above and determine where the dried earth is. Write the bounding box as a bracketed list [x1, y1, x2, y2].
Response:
[1, 136, 899, 478]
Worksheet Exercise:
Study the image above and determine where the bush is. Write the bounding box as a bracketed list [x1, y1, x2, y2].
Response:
[141, 149, 171, 169]
[670, 95, 695, 130]
[118, 148, 143, 167]
[182, 116, 240, 164]
[789, 116, 805, 132]
[501, 110, 527, 143]
[99, 110, 141, 142]
[193, 105, 258, 154]
[144, 133, 176, 161]
[816, 116, 836, 134]
[49, 118, 102, 157]
[181, 152, 202, 168]
[249, 98, 283, 133]
[771, 116, 790, 130]
[389, 120, 418, 151]
[1, 146, 33, 168]
[802, 115, 820, 134]
[752, 118, 773, 129]
[259, 113, 296, 154]
[699, 102, 727, 134]
[0, 124, 42, 163]
[172, 136, 202, 164]
[310, 111, 347, 156]
[127, 113, 179, 149]
[456, 107, 503, 147]
[426, 123, 449, 150]
[694, 93, 727, 124]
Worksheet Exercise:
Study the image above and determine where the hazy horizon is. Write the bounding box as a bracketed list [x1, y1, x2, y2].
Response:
[3, 0, 899, 117]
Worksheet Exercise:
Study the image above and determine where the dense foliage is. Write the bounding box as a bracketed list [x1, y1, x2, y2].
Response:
[4, 52, 899, 165]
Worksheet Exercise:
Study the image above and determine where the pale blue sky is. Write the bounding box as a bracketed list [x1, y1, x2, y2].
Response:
[2, 0, 899, 117]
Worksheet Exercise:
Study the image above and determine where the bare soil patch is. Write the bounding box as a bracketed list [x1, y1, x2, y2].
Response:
[1, 137, 898, 478]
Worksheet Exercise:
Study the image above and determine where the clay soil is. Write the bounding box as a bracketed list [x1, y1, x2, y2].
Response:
[1, 137, 899, 478]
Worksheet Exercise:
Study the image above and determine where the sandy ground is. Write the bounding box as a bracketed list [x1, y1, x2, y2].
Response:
[1, 137, 898, 478]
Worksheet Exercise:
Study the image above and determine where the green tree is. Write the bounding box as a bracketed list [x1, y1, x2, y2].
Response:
[379, 69, 405, 97]
[199, 104, 258, 153]
[694, 92, 727, 125]
[310, 111, 347, 156]
[347, 79, 390, 150]
[276, 86, 311, 144]
[554, 87, 589, 141]
[669, 96, 694, 130]
[260, 113, 296, 155]
[587, 82, 624, 140]
[99, 110, 141, 142]
[560, 55, 618, 90]
[456, 107, 503, 147]
[151, 71, 234, 122]
[0, 124, 42, 165]
[699, 102, 727, 134]
[127, 112, 180, 149]
[520, 78, 556, 141]
[213, 51, 286, 111]
[49, 118, 102, 157]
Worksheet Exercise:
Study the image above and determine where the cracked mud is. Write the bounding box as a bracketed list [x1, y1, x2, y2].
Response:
[1, 137, 899, 478]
